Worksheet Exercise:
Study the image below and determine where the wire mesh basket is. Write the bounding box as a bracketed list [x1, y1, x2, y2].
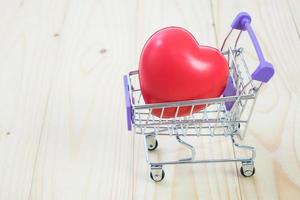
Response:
[123, 12, 274, 182]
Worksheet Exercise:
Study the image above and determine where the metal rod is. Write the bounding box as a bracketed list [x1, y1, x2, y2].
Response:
[134, 94, 255, 110]
[149, 158, 253, 166]
[176, 135, 196, 161]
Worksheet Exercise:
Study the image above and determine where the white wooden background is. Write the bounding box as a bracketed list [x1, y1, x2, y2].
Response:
[0, 0, 299, 199]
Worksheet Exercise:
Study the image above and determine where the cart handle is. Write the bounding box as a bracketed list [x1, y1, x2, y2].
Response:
[123, 75, 132, 131]
[231, 12, 274, 82]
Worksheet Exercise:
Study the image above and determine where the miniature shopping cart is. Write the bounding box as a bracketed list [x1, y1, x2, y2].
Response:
[123, 12, 274, 182]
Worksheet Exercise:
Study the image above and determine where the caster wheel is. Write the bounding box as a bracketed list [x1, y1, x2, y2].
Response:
[148, 140, 158, 151]
[240, 165, 255, 177]
[146, 135, 158, 151]
[150, 168, 165, 182]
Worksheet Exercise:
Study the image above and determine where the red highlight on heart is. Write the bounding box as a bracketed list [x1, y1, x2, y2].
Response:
[139, 27, 229, 118]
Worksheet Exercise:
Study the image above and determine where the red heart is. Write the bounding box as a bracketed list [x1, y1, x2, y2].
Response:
[139, 27, 229, 118]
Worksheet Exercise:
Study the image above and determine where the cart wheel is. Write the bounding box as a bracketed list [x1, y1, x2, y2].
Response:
[150, 168, 165, 182]
[146, 135, 158, 151]
[240, 163, 255, 177]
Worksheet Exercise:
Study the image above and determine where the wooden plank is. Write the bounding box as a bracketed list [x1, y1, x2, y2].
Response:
[211, 0, 300, 199]
[26, 0, 137, 199]
[0, 0, 299, 199]
[132, 0, 241, 199]
[287, 0, 300, 36]
[0, 0, 69, 199]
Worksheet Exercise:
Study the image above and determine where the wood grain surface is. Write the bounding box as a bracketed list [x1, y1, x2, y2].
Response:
[0, 0, 299, 199]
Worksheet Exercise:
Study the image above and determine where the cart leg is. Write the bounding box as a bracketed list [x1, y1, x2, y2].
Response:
[145, 135, 158, 151]
[176, 135, 195, 161]
[240, 161, 255, 177]
[150, 165, 165, 182]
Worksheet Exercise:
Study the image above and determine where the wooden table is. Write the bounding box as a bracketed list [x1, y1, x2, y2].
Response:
[0, 0, 299, 199]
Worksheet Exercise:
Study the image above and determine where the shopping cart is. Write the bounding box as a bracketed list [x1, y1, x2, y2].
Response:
[123, 12, 274, 182]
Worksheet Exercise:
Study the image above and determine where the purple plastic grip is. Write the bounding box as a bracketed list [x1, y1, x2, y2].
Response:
[224, 12, 275, 110]
[231, 12, 274, 82]
[123, 75, 132, 131]
[224, 76, 236, 110]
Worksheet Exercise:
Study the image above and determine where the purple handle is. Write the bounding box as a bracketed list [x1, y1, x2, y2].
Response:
[224, 12, 275, 110]
[123, 75, 132, 131]
[231, 12, 274, 82]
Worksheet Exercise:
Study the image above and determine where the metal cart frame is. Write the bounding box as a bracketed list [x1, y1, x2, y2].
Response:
[123, 12, 274, 182]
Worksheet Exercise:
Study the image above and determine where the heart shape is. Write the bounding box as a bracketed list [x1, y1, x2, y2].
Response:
[139, 27, 229, 118]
